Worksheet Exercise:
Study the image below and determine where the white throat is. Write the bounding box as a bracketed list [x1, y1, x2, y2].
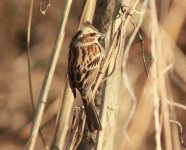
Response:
[76, 38, 98, 47]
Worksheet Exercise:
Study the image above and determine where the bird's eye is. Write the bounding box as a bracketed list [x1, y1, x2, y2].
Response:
[90, 33, 96, 36]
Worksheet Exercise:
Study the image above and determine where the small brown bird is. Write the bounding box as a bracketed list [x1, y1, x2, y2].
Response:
[68, 22, 104, 132]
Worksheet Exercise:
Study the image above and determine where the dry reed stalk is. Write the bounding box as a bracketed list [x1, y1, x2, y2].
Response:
[96, 23, 120, 150]
[93, 1, 116, 149]
[160, 2, 186, 149]
[26, 0, 47, 148]
[120, 0, 184, 150]
[27, 0, 34, 108]
[50, 82, 74, 150]
[142, 1, 186, 84]
[95, 1, 124, 149]
[150, 1, 174, 149]
[150, 16, 162, 150]
[79, 0, 97, 25]
[50, 0, 97, 149]
[95, 0, 149, 149]
[141, 16, 182, 150]
[158, 1, 186, 149]
[26, 0, 73, 149]
[140, 2, 176, 149]
[122, 0, 185, 149]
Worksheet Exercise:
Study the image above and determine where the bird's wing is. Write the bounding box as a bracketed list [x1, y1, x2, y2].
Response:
[68, 45, 77, 98]
[83, 43, 103, 70]
[79, 43, 103, 90]
[68, 42, 103, 94]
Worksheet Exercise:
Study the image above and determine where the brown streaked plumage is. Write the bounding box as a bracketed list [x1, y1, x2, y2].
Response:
[68, 22, 104, 132]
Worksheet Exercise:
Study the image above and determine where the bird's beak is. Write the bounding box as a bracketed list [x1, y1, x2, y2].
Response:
[98, 33, 105, 47]
[98, 33, 105, 41]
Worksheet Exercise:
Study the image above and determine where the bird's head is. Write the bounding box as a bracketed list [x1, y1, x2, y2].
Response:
[77, 22, 105, 43]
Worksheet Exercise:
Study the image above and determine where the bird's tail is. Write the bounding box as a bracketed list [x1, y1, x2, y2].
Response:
[82, 98, 102, 132]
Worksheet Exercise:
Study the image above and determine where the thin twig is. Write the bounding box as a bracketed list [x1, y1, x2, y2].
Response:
[169, 120, 186, 147]
[129, 19, 150, 80]
[27, 0, 34, 112]
[151, 28, 162, 150]
[168, 101, 186, 111]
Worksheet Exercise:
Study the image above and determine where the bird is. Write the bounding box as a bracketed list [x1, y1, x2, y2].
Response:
[68, 21, 104, 132]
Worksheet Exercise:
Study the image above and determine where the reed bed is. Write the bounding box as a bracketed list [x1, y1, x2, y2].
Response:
[0, 0, 186, 149]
